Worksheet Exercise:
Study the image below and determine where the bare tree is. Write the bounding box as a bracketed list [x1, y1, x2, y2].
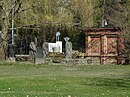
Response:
[103, 0, 130, 58]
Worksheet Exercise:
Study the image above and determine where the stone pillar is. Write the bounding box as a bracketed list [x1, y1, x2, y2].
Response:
[65, 42, 72, 59]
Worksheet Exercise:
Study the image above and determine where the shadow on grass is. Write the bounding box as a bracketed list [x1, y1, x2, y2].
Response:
[97, 78, 130, 89]
[81, 75, 130, 89]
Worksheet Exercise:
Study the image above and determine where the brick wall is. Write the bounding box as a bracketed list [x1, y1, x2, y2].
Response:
[85, 28, 125, 64]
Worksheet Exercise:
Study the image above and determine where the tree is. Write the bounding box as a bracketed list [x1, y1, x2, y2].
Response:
[0, 0, 31, 58]
[103, 0, 130, 58]
[0, 0, 103, 57]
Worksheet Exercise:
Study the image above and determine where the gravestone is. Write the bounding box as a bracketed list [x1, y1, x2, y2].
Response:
[35, 47, 44, 64]
[64, 37, 72, 59]
[55, 41, 62, 53]
[65, 42, 72, 59]
[30, 42, 45, 64]
[8, 44, 16, 62]
[36, 47, 43, 58]
[42, 42, 48, 58]
[29, 42, 36, 56]
[8, 44, 15, 57]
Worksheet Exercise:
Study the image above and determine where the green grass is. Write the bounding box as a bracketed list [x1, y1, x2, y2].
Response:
[0, 62, 130, 97]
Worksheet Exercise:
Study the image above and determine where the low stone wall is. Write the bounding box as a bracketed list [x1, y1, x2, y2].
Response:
[14, 54, 101, 65]
[51, 57, 100, 65]
[15, 55, 31, 61]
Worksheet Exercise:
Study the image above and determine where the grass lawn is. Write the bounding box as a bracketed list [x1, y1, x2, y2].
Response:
[0, 62, 130, 97]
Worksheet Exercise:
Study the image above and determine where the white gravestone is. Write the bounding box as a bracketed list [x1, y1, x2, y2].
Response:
[48, 42, 62, 53]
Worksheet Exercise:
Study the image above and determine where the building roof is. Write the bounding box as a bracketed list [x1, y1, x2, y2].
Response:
[84, 27, 121, 32]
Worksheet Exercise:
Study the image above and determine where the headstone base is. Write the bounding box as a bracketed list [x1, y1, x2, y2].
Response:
[35, 58, 45, 64]
[7, 57, 16, 62]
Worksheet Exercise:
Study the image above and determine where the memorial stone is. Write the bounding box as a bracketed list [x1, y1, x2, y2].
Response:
[42, 42, 48, 58]
[35, 47, 44, 64]
[35, 37, 38, 46]
[8, 44, 15, 57]
[64, 37, 72, 59]
[29, 42, 36, 56]
[8, 44, 15, 62]
[65, 42, 72, 59]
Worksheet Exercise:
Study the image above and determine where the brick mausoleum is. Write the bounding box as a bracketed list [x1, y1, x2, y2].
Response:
[85, 28, 125, 64]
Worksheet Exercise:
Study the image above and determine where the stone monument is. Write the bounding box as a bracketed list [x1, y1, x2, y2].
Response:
[8, 44, 15, 57]
[30, 38, 45, 64]
[56, 32, 60, 41]
[42, 42, 49, 58]
[29, 42, 36, 57]
[32, 40, 49, 64]
[8, 44, 16, 62]
[35, 47, 44, 64]
[64, 37, 72, 59]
